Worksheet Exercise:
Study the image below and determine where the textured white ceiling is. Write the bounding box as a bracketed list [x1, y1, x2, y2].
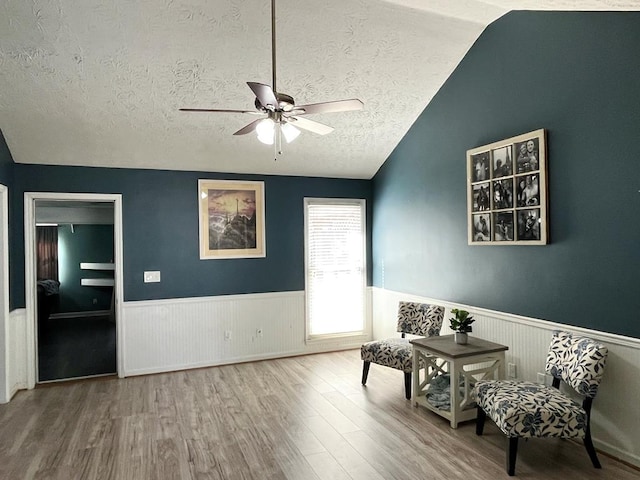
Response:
[0, 1, 638, 179]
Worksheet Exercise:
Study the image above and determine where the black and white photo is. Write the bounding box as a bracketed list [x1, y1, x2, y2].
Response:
[472, 213, 491, 242]
[492, 145, 512, 178]
[515, 137, 539, 173]
[493, 212, 514, 241]
[471, 152, 490, 183]
[492, 178, 513, 210]
[517, 208, 541, 241]
[472, 182, 490, 212]
[516, 174, 539, 207]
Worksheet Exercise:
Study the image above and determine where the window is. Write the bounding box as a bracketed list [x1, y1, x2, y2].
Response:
[304, 198, 366, 339]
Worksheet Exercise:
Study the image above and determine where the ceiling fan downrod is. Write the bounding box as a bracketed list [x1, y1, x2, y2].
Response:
[271, 0, 277, 95]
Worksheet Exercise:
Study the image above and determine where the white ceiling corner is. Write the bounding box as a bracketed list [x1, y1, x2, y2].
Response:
[0, 0, 638, 179]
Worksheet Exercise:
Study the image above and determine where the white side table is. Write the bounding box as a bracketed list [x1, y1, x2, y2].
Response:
[410, 335, 508, 428]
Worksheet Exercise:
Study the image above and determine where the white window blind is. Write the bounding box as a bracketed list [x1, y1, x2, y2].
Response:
[305, 199, 366, 338]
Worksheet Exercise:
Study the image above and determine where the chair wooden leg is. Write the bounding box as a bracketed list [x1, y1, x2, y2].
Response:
[404, 372, 411, 399]
[507, 437, 518, 476]
[361, 361, 370, 385]
[584, 431, 601, 468]
[476, 407, 486, 436]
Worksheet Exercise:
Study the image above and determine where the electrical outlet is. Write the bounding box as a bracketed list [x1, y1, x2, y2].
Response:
[224, 330, 232, 341]
[507, 362, 517, 378]
[537, 372, 546, 384]
[144, 271, 161, 283]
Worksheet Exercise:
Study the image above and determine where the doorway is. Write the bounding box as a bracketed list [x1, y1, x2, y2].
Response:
[25, 193, 124, 387]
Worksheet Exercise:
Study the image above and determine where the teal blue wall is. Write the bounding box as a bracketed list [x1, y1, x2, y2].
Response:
[0, 130, 14, 316]
[0, 130, 13, 186]
[57, 224, 114, 313]
[372, 12, 640, 338]
[10, 165, 372, 309]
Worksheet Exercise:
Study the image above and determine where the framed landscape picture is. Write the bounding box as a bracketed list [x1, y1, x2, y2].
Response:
[198, 179, 266, 259]
[466, 129, 548, 245]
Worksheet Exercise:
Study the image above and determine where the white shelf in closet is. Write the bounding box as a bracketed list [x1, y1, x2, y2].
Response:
[80, 262, 115, 270]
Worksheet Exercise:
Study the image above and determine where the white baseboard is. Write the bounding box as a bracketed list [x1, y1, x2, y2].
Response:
[124, 345, 360, 377]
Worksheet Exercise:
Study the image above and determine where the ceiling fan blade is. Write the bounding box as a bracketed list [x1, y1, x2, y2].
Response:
[233, 119, 264, 136]
[247, 82, 278, 110]
[180, 108, 260, 114]
[287, 116, 334, 135]
[292, 99, 364, 116]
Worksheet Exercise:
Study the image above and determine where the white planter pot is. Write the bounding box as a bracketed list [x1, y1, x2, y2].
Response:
[454, 332, 468, 345]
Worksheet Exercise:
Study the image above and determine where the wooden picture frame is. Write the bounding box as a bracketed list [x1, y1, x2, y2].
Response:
[198, 179, 266, 259]
[467, 129, 548, 245]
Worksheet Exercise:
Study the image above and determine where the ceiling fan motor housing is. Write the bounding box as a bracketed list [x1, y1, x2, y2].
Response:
[255, 92, 295, 112]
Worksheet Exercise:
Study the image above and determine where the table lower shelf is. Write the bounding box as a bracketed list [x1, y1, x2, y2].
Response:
[414, 393, 478, 426]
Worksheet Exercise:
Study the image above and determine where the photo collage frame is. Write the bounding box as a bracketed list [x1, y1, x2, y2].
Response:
[467, 129, 548, 245]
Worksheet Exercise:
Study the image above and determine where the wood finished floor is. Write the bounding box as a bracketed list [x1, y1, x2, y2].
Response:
[0, 349, 638, 480]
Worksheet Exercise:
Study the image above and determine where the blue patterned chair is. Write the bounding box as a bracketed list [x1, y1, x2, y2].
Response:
[474, 330, 609, 476]
[360, 301, 445, 399]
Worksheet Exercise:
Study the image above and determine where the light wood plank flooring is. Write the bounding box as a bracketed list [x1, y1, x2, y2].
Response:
[0, 349, 638, 479]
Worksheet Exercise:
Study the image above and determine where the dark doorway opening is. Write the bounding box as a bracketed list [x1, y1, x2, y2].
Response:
[35, 200, 117, 382]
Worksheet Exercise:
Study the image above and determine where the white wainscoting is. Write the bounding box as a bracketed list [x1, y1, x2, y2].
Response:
[122, 289, 372, 376]
[6, 290, 372, 397]
[8, 309, 27, 400]
[372, 287, 640, 468]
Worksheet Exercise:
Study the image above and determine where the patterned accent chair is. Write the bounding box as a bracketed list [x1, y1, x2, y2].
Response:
[360, 302, 445, 399]
[474, 330, 609, 476]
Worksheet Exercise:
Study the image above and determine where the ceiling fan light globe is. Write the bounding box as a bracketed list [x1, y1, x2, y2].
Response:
[281, 123, 301, 143]
[256, 118, 275, 144]
[257, 132, 274, 145]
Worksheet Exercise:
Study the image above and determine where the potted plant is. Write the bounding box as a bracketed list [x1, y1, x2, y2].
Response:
[450, 309, 475, 345]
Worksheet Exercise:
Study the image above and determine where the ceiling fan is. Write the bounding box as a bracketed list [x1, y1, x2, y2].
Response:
[179, 0, 364, 154]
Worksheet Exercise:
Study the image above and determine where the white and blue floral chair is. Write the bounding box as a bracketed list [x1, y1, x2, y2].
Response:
[360, 301, 444, 399]
[474, 330, 608, 476]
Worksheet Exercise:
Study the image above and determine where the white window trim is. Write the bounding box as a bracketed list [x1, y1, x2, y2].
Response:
[304, 197, 367, 343]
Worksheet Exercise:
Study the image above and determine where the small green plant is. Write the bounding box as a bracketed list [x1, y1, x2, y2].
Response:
[449, 309, 475, 333]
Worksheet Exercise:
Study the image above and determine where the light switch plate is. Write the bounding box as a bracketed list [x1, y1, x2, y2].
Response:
[144, 271, 161, 283]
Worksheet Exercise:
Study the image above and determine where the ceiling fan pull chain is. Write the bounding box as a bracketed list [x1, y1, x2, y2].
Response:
[277, 123, 283, 156]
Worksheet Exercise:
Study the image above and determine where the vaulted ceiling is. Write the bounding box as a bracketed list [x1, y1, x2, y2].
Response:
[1, 1, 637, 179]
